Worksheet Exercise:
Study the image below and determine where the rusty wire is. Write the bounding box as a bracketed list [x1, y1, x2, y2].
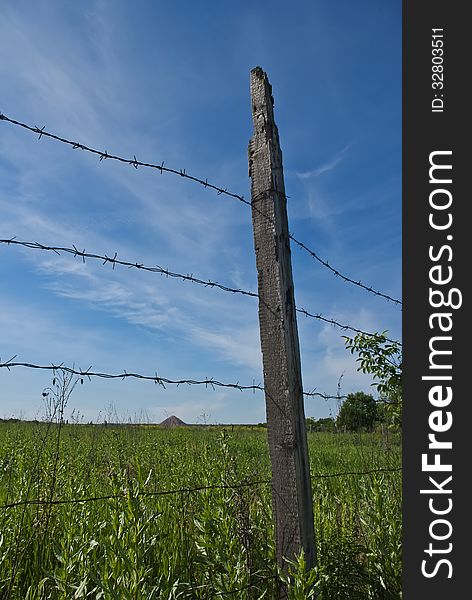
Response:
[0, 479, 271, 510]
[0, 357, 346, 400]
[0, 357, 263, 391]
[0, 112, 402, 306]
[0, 238, 401, 345]
[0, 467, 401, 511]
[0, 356, 399, 404]
[0, 238, 259, 299]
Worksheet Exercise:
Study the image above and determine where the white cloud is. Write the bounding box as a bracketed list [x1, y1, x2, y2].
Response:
[295, 145, 350, 180]
[188, 323, 262, 372]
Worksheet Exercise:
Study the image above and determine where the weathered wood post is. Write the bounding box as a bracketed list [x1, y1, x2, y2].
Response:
[248, 66, 316, 585]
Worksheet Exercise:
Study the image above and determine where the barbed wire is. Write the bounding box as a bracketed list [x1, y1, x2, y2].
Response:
[0, 467, 401, 511]
[0, 113, 253, 206]
[288, 233, 402, 306]
[296, 307, 401, 346]
[0, 358, 264, 392]
[0, 238, 401, 346]
[0, 479, 271, 510]
[304, 390, 347, 400]
[0, 113, 402, 306]
[0, 358, 346, 401]
[0, 360, 397, 403]
[0, 237, 259, 299]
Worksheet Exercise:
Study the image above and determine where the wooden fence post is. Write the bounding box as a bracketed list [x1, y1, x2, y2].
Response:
[248, 67, 316, 585]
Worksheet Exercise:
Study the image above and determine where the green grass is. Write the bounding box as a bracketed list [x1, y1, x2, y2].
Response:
[0, 422, 401, 599]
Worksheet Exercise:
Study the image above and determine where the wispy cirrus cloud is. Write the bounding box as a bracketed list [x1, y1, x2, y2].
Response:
[295, 145, 350, 180]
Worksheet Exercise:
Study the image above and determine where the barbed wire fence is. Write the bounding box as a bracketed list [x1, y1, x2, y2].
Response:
[0, 359, 401, 405]
[0, 107, 402, 596]
[0, 238, 401, 346]
[0, 111, 402, 407]
[0, 112, 402, 306]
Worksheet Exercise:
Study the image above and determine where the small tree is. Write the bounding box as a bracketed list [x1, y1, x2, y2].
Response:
[343, 331, 402, 428]
[337, 391, 377, 431]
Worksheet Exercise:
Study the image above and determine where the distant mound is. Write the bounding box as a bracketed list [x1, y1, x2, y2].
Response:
[159, 415, 187, 428]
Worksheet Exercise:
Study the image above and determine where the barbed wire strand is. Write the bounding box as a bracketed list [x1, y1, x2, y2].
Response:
[288, 232, 402, 306]
[0, 358, 346, 400]
[0, 238, 401, 346]
[0, 359, 264, 392]
[0, 237, 259, 299]
[0, 113, 402, 306]
[0, 467, 401, 511]
[0, 480, 271, 510]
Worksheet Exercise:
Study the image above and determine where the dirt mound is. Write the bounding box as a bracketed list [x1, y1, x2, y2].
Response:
[159, 415, 187, 428]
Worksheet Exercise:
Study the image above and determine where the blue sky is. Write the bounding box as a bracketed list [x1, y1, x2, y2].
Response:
[0, 1, 401, 424]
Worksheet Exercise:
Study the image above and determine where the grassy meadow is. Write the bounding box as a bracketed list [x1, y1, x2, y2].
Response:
[0, 422, 401, 599]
